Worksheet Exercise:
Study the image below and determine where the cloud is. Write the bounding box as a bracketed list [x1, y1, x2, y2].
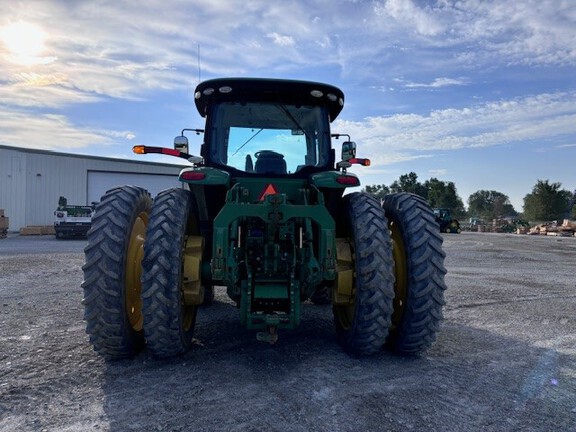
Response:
[428, 169, 447, 177]
[0, 1, 331, 109]
[0, 109, 135, 150]
[11, 72, 67, 87]
[454, 1, 576, 65]
[267, 32, 296, 47]
[375, 0, 444, 36]
[397, 77, 468, 89]
[371, 0, 576, 66]
[334, 91, 576, 165]
[97, 129, 138, 141]
[1, 0, 573, 115]
[0, 81, 102, 108]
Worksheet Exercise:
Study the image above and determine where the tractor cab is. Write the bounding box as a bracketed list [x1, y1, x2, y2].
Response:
[193, 78, 344, 178]
[163, 78, 369, 206]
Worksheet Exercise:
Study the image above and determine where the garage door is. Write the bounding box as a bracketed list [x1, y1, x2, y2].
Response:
[87, 171, 183, 204]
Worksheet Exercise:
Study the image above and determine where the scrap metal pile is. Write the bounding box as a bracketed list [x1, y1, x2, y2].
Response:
[527, 219, 576, 237]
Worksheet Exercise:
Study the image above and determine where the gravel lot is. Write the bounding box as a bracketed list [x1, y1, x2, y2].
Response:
[1, 232, 575, 432]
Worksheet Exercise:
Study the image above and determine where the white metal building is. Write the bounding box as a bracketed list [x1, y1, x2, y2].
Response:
[0, 145, 186, 232]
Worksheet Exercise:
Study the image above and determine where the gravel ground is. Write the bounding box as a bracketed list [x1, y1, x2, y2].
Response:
[0, 232, 575, 432]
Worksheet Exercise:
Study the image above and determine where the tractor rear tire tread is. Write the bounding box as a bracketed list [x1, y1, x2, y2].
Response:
[334, 192, 395, 356]
[82, 185, 152, 360]
[382, 192, 447, 355]
[142, 188, 196, 358]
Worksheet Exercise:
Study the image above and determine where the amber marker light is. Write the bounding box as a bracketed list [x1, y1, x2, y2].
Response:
[349, 158, 370, 166]
[132, 145, 146, 154]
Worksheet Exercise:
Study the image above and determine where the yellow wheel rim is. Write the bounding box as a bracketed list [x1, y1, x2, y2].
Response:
[125, 212, 148, 331]
[333, 238, 355, 330]
[181, 235, 204, 331]
[389, 219, 407, 328]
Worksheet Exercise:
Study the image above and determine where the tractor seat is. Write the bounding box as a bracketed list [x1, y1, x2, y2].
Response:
[254, 151, 287, 174]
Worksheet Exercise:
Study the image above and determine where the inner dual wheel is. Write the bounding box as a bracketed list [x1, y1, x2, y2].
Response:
[82, 186, 203, 360]
[141, 188, 201, 358]
[332, 192, 395, 355]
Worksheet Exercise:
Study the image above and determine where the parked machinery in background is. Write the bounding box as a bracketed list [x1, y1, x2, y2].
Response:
[434, 208, 461, 234]
[54, 196, 94, 239]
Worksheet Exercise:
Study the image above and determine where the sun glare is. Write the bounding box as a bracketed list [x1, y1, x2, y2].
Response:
[1, 21, 53, 65]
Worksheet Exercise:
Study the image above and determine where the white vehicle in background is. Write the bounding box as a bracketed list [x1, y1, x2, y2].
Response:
[54, 196, 95, 239]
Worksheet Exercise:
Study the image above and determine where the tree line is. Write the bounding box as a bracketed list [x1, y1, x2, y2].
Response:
[364, 172, 576, 223]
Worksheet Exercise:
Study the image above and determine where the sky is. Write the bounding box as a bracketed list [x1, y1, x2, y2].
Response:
[1, 0, 575, 212]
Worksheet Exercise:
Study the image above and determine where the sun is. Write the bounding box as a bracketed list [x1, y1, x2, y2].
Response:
[1, 21, 52, 65]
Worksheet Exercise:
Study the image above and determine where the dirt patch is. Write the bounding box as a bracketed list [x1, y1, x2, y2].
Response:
[1, 233, 575, 431]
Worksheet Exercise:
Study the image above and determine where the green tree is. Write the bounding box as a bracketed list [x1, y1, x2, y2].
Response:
[363, 184, 390, 201]
[425, 178, 466, 219]
[523, 180, 572, 222]
[569, 190, 576, 219]
[468, 190, 517, 221]
[363, 172, 465, 219]
[389, 172, 428, 198]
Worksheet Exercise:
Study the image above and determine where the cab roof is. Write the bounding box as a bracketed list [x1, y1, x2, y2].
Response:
[194, 78, 345, 122]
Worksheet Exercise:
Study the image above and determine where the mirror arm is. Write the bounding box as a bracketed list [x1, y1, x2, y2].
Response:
[182, 128, 204, 135]
[336, 161, 351, 173]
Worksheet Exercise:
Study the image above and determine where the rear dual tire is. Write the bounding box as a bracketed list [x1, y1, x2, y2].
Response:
[82, 186, 152, 360]
[83, 186, 203, 360]
[332, 192, 447, 356]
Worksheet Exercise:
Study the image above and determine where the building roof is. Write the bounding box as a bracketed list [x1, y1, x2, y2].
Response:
[0, 144, 187, 168]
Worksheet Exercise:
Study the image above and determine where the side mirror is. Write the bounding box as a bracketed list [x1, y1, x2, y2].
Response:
[341, 141, 356, 161]
[337, 140, 370, 171]
[174, 135, 189, 154]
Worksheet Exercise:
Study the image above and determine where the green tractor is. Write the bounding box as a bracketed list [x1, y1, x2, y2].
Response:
[82, 78, 447, 359]
[434, 208, 461, 234]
